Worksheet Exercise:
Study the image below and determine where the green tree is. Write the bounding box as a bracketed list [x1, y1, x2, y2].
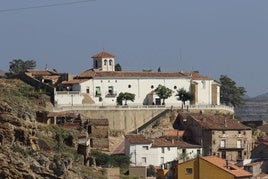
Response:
[116, 92, 135, 105]
[115, 63, 122, 71]
[176, 88, 194, 105]
[154, 85, 173, 105]
[9, 59, 36, 74]
[220, 75, 246, 107]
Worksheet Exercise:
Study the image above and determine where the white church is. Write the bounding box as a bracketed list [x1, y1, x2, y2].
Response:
[54, 51, 220, 107]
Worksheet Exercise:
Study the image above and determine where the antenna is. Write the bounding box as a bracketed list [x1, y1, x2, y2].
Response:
[178, 48, 182, 71]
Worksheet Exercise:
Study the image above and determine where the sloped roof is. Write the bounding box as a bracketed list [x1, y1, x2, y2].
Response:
[181, 113, 251, 130]
[201, 156, 252, 177]
[152, 138, 200, 148]
[27, 69, 59, 76]
[125, 134, 152, 144]
[91, 51, 115, 58]
[162, 129, 192, 138]
[183, 71, 214, 80]
[76, 69, 188, 79]
[62, 79, 88, 85]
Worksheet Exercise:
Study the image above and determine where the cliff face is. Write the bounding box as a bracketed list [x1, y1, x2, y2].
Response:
[0, 79, 103, 178]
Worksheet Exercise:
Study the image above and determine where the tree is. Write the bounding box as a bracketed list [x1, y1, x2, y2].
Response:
[9, 59, 36, 74]
[220, 75, 246, 107]
[116, 92, 135, 105]
[154, 85, 173, 105]
[115, 63, 122, 71]
[176, 88, 194, 105]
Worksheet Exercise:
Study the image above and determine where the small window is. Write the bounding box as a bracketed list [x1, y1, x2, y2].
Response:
[238, 131, 241, 134]
[141, 157, 146, 164]
[161, 147, 164, 153]
[151, 85, 154, 89]
[182, 149, 186, 154]
[142, 146, 149, 150]
[186, 168, 192, 174]
[223, 131, 225, 134]
[104, 59, 107, 65]
[167, 147, 170, 151]
[128, 84, 131, 88]
[174, 86, 177, 89]
[109, 59, 113, 65]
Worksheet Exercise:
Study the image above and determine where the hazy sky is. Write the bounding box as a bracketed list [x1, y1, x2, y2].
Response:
[0, 0, 268, 97]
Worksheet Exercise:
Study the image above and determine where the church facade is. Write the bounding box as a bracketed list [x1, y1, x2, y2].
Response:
[55, 51, 220, 107]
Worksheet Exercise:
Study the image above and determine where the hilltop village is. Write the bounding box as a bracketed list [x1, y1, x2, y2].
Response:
[1, 51, 268, 178]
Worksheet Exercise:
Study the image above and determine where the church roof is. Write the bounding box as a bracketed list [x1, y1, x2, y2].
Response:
[76, 69, 188, 79]
[91, 51, 115, 58]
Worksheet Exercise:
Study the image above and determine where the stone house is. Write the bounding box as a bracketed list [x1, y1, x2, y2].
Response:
[177, 113, 252, 162]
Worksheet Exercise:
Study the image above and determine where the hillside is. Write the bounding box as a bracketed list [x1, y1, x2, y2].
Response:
[0, 79, 106, 178]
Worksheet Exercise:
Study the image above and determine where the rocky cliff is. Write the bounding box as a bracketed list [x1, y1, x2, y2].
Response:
[0, 79, 105, 178]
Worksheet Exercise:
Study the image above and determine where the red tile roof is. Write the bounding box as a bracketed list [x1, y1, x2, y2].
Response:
[201, 156, 252, 177]
[125, 134, 152, 144]
[76, 69, 188, 79]
[91, 51, 115, 58]
[180, 113, 250, 130]
[183, 71, 214, 80]
[162, 129, 192, 138]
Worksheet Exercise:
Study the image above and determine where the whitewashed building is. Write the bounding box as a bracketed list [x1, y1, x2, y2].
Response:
[55, 51, 220, 106]
[124, 134, 202, 167]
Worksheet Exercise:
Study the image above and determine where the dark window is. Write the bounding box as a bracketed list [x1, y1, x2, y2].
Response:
[109, 59, 113, 65]
[151, 85, 154, 89]
[238, 151, 242, 160]
[186, 168, 192, 174]
[222, 151, 226, 159]
[128, 84, 131, 88]
[174, 86, 177, 89]
[104, 59, 107, 65]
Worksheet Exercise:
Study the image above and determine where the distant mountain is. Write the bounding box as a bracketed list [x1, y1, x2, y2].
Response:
[249, 93, 268, 101]
[236, 92, 268, 122]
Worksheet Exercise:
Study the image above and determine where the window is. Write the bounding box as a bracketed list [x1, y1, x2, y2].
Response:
[201, 80, 206, 89]
[238, 151, 242, 160]
[151, 85, 154, 89]
[104, 59, 107, 65]
[128, 84, 131, 88]
[95, 87, 101, 96]
[86, 86, 90, 94]
[167, 147, 170, 151]
[185, 168, 192, 174]
[161, 147, 165, 153]
[237, 139, 242, 148]
[94, 61, 98, 68]
[108, 86, 113, 94]
[161, 157, 164, 164]
[141, 157, 146, 164]
[222, 151, 226, 159]
[238, 131, 241, 134]
[182, 149, 186, 154]
[197, 149, 201, 156]
[220, 140, 226, 148]
[174, 86, 177, 89]
[142, 146, 149, 150]
[109, 59, 113, 66]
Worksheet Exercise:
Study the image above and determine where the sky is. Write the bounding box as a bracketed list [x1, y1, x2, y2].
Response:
[0, 0, 268, 97]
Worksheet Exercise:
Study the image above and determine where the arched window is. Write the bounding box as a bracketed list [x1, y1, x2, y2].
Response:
[104, 59, 107, 65]
[109, 59, 113, 66]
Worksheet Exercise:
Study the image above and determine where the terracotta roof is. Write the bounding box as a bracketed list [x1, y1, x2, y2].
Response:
[62, 79, 88, 85]
[125, 134, 152, 144]
[26, 69, 59, 76]
[111, 140, 125, 155]
[183, 71, 214, 80]
[152, 138, 200, 148]
[76, 69, 188, 79]
[201, 156, 252, 177]
[91, 51, 115, 58]
[181, 113, 251, 130]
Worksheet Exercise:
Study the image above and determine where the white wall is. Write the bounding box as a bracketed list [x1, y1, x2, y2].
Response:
[194, 80, 213, 105]
[54, 92, 84, 106]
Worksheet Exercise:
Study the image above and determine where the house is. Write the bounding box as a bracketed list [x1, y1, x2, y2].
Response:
[249, 141, 268, 174]
[124, 134, 201, 167]
[55, 51, 220, 107]
[177, 113, 252, 162]
[176, 156, 252, 179]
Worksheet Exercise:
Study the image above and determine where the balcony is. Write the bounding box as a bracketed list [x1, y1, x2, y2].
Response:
[218, 144, 244, 150]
